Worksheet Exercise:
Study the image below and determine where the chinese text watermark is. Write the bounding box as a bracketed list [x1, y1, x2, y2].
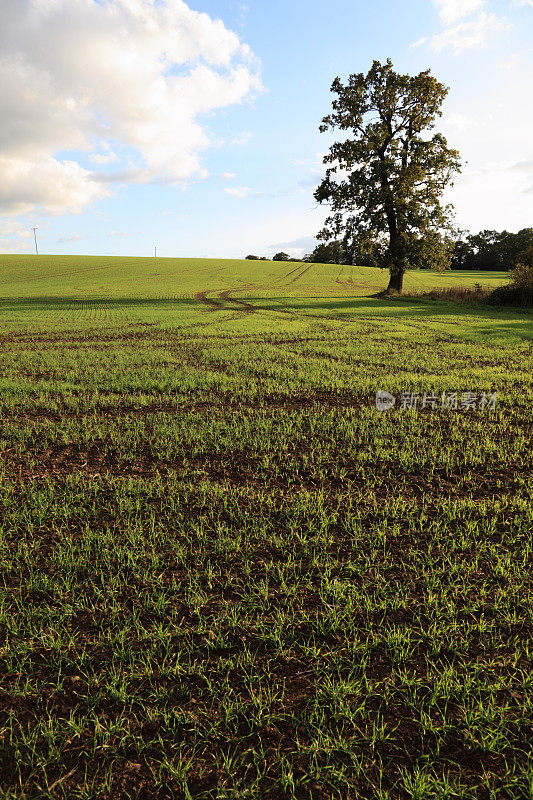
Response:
[375, 390, 498, 412]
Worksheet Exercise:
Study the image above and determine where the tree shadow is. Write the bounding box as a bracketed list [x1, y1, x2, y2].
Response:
[0, 294, 531, 339]
[238, 294, 533, 338]
[0, 296, 199, 311]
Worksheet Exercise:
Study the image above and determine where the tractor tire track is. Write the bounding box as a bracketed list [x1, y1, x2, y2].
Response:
[290, 264, 312, 283]
[194, 290, 224, 311]
[218, 289, 255, 313]
[282, 263, 306, 279]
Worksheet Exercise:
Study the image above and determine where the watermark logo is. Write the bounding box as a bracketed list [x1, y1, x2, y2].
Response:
[375, 391, 498, 412]
[375, 390, 396, 411]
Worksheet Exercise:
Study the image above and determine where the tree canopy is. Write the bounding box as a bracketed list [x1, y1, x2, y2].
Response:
[450, 228, 533, 271]
[315, 59, 461, 292]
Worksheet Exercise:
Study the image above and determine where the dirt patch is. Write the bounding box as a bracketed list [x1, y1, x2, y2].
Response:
[1, 431, 530, 500]
[194, 290, 224, 311]
[218, 289, 255, 313]
[0, 441, 168, 480]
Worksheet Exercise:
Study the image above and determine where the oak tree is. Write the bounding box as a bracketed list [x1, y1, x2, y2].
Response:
[315, 59, 461, 292]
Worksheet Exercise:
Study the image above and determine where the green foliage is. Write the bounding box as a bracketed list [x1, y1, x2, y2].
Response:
[305, 240, 344, 264]
[245, 254, 260, 260]
[305, 238, 387, 267]
[451, 237, 474, 270]
[490, 261, 533, 307]
[517, 244, 533, 268]
[511, 261, 533, 287]
[451, 228, 533, 270]
[315, 59, 461, 292]
[272, 251, 290, 261]
[407, 230, 454, 271]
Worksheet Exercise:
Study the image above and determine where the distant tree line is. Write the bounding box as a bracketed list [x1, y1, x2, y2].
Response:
[246, 228, 533, 271]
[245, 252, 303, 262]
[300, 228, 533, 272]
[302, 233, 452, 270]
[450, 229, 533, 270]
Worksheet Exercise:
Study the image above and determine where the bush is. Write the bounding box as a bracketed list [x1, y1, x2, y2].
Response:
[245, 255, 259, 260]
[489, 262, 533, 307]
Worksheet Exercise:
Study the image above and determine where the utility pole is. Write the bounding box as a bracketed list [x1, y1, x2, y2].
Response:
[32, 227, 39, 255]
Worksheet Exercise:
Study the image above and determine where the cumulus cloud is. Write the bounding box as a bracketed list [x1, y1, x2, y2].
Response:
[429, 11, 508, 52]
[229, 131, 252, 147]
[0, 0, 261, 216]
[225, 186, 252, 198]
[267, 235, 318, 257]
[432, 0, 486, 25]
[0, 221, 32, 254]
[438, 51, 533, 232]
[89, 144, 121, 166]
[0, 155, 107, 216]
[511, 160, 533, 173]
[444, 111, 494, 131]
[413, 1, 509, 52]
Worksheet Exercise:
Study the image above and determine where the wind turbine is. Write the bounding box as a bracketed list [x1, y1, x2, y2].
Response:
[32, 227, 39, 255]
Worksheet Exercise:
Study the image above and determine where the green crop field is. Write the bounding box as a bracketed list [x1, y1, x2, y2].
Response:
[0, 255, 531, 800]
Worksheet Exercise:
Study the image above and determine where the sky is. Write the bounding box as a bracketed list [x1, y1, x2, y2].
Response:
[1, 0, 532, 258]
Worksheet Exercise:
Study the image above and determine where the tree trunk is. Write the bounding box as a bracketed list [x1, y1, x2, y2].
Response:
[387, 266, 404, 293]
[386, 230, 406, 293]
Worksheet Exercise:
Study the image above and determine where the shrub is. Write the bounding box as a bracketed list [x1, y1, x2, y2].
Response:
[489, 262, 533, 307]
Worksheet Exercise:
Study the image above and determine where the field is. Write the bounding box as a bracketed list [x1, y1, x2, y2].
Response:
[0, 255, 531, 800]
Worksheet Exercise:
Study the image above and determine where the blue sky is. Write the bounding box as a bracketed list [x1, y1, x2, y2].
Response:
[1, 0, 532, 258]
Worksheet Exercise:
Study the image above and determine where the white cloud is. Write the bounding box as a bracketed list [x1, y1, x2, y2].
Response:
[267, 235, 318, 257]
[445, 162, 533, 231]
[444, 111, 494, 131]
[224, 186, 251, 198]
[0, 0, 261, 216]
[413, 2, 511, 53]
[0, 155, 107, 216]
[410, 35, 430, 48]
[428, 11, 507, 52]
[511, 160, 533, 173]
[229, 131, 252, 147]
[0, 220, 32, 254]
[444, 112, 476, 131]
[89, 143, 120, 165]
[219, 172, 236, 180]
[58, 233, 86, 242]
[440, 55, 533, 232]
[432, 0, 486, 25]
